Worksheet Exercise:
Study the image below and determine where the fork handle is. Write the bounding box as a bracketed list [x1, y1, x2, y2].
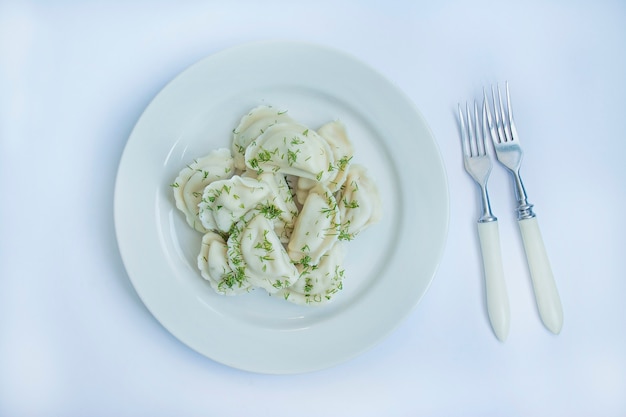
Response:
[518, 217, 564, 334]
[477, 220, 510, 342]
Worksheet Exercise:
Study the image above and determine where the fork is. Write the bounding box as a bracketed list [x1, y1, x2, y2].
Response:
[458, 101, 510, 342]
[485, 83, 563, 334]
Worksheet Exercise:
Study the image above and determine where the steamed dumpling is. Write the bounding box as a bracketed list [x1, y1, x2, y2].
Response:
[336, 164, 382, 240]
[227, 212, 299, 294]
[245, 122, 335, 182]
[287, 185, 339, 266]
[232, 105, 293, 171]
[197, 231, 252, 295]
[275, 242, 346, 305]
[172, 148, 234, 232]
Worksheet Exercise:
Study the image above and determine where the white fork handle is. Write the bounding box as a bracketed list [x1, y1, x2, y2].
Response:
[477, 221, 510, 342]
[518, 217, 563, 334]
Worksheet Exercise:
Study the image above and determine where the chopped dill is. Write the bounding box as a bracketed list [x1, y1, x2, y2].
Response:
[343, 198, 359, 209]
[287, 149, 300, 166]
[260, 204, 283, 220]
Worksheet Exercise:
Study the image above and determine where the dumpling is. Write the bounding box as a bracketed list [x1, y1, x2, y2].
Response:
[232, 105, 293, 171]
[172, 148, 234, 232]
[197, 232, 252, 295]
[174, 105, 382, 306]
[295, 120, 354, 204]
[287, 185, 339, 266]
[317, 120, 354, 192]
[336, 164, 382, 240]
[227, 212, 299, 294]
[274, 242, 346, 305]
[257, 172, 299, 243]
[198, 175, 272, 233]
[294, 176, 316, 206]
[244, 122, 335, 182]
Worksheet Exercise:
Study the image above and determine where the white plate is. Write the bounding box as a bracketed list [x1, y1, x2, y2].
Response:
[114, 41, 448, 374]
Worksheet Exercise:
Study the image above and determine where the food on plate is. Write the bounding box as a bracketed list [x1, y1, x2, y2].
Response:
[287, 184, 340, 266]
[198, 175, 273, 234]
[274, 242, 345, 305]
[336, 164, 382, 241]
[173, 105, 381, 305]
[232, 105, 293, 171]
[171, 148, 234, 232]
[245, 122, 334, 182]
[227, 212, 299, 294]
[295, 120, 354, 204]
[198, 231, 252, 295]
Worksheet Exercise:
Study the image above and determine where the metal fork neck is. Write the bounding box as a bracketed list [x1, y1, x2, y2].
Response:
[510, 169, 536, 220]
[478, 185, 497, 223]
[517, 203, 535, 220]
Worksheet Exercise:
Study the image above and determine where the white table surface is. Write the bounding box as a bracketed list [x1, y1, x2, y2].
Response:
[2, 1, 625, 416]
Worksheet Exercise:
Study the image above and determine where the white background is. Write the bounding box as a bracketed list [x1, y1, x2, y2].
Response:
[1, 1, 625, 416]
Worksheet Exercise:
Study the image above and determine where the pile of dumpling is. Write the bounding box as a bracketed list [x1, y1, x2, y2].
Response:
[172, 105, 381, 305]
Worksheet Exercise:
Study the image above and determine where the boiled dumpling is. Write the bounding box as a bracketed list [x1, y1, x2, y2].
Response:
[275, 242, 346, 305]
[197, 232, 252, 295]
[198, 175, 272, 233]
[317, 120, 354, 192]
[172, 148, 234, 232]
[245, 122, 335, 182]
[232, 105, 293, 171]
[336, 164, 382, 240]
[294, 177, 315, 206]
[227, 212, 299, 294]
[257, 172, 299, 243]
[287, 185, 339, 266]
[174, 106, 382, 306]
[295, 120, 354, 204]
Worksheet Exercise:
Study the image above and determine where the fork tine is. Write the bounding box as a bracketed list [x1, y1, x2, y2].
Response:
[505, 82, 519, 141]
[458, 103, 470, 157]
[490, 85, 505, 144]
[490, 86, 499, 130]
[497, 84, 513, 142]
[481, 99, 489, 155]
[466, 102, 477, 157]
[473, 101, 485, 156]
[484, 88, 497, 144]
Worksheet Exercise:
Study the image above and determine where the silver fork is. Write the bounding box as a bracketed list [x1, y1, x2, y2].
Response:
[459, 100, 510, 342]
[485, 83, 563, 334]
